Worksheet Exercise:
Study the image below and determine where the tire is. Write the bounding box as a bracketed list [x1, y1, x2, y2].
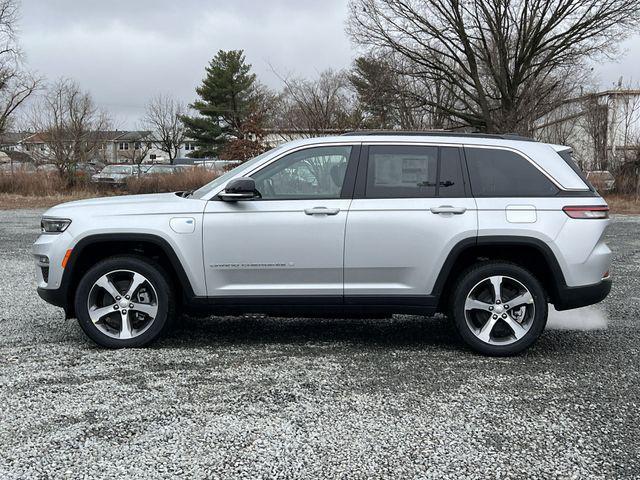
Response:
[74, 255, 175, 348]
[450, 261, 548, 356]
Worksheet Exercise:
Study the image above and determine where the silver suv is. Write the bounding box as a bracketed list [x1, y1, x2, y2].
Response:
[34, 132, 612, 355]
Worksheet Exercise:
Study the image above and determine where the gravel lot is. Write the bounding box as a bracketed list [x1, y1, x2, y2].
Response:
[1, 209, 639, 479]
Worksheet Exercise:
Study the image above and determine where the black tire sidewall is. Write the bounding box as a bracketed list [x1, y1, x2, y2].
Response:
[74, 256, 174, 348]
[452, 262, 548, 356]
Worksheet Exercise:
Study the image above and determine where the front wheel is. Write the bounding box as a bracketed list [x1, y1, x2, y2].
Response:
[451, 262, 548, 356]
[74, 255, 175, 348]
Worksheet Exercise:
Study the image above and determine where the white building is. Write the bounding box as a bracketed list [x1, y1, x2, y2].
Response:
[534, 89, 640, 171]
[1, 130, 201, 165]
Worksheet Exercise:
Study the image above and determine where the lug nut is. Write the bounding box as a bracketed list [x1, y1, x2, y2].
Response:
[496, 300, 501, 304]
[121, 309, 127, 314]
[504, 304, 509, 309]
[129, 303, 134, 308]
[492, 314, 498, 319]
[113, 305, 119, 310]
[489, 306, 494, 311]
[116, 296, 121, 301]
[125, 295, 130, 300]
[502, 313, 507, 318]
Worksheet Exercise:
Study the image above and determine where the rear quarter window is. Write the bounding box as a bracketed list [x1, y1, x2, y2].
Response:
[465, 147, 559, 197]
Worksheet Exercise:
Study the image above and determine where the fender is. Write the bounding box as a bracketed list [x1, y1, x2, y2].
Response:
[47, 233, 196, 317]
[431, 235, 567, 303]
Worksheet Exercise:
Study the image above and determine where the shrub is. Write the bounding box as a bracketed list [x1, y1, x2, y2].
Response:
[124, 168, 219, 194]
[0, 170, 67, 196]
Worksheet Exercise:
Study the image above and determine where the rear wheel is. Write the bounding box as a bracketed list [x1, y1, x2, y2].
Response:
[451, 262, 547, 356]
[74, 255, 175, 348]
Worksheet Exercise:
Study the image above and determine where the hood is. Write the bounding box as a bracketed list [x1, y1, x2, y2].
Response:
[44, 192, 206, 218]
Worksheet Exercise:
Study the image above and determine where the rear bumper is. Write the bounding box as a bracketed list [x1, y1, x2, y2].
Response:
[553, 277, 612, 311]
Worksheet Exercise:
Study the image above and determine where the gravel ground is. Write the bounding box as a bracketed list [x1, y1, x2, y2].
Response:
[0, 209, 639, 479]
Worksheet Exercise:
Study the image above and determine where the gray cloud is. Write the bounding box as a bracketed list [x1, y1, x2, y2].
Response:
[19, 0, 354, 127]
[16, 0, 640, 127]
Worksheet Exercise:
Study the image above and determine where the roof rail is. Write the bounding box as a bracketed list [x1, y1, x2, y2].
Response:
[341, 130, 536, 142]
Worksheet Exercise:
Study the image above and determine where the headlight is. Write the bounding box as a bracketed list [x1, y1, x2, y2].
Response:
[41, 217, 71, 233]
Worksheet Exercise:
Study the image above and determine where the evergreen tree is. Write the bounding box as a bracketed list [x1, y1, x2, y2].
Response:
[181, 49, 259, 158]
[349, 56, 397, 129]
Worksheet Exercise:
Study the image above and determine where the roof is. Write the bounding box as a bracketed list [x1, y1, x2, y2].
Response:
[0, 132, 31, 145]
[115, 130, 152, 141]
[21, 130, 153, 143]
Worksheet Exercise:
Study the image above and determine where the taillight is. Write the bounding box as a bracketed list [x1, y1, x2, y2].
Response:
[562, 205, 609, 219]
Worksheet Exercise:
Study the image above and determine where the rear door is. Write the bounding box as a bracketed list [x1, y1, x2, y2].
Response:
[344, 143, 478, 302]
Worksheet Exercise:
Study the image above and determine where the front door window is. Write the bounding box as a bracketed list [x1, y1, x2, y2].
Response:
[251, 146, 352, 200]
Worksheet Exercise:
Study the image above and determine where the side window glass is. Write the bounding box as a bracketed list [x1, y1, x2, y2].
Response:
[252, 146, 352, 200]
[366, 145, 438, 198]
[439, 147, 465, 197]
[466, 148, 559, 197]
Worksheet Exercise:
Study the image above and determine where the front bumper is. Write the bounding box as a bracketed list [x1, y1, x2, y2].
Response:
[37, 286, 67, 309]
[553, 277, 612, 311]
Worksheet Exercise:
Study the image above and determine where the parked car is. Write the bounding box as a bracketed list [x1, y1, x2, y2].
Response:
[0, 161, 36, 173]
[91, 164, 137, 185]
[143, 164, 180, 175]
[36, 164, 58, 173]
[586, 170, 615, 192]
[196, 159, 242, 172]
[34, 132, 611, 355]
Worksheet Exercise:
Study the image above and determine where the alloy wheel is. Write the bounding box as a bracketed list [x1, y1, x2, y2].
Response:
[86, 269, 159, 340]
[464, 275, 535, 345]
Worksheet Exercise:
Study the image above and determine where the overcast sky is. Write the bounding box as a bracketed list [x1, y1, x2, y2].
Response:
[17, 0, 640, 129]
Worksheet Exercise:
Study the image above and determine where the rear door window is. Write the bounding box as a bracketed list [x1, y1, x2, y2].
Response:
[364, 145, 466, 198]
[465, 147, 559, 197]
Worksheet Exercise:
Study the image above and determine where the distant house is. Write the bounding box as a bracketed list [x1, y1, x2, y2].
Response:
[0, 132, 31, 152]
[7, 130, 197, 165]
[534, 88, 640, 172]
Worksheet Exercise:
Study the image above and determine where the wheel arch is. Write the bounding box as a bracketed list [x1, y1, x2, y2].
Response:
[433, 236, 567, 311]
[62, 233, 196, 318]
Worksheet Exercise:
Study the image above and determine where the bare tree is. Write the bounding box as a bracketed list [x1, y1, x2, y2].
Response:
[29, 79, 111, 185]
[0, 0, 41, 134]
[348, 0, 640, 134]
[274, 69, 361, 140]
[118, 131, 152, 174]
[143, 94, 186, 164]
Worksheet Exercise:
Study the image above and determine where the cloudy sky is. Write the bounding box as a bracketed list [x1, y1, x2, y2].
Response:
[17, 0, 640, 128]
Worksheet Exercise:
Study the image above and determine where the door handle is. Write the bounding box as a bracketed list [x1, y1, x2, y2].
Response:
[430, 205, 467, 215]
[304, 207, 341, 216]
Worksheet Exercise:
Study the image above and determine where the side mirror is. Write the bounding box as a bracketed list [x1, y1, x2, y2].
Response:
[218, 177, 260, 201]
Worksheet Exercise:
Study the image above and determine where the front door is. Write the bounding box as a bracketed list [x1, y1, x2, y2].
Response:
[203, 145, 358, 298]
[344, 144, 478, 300]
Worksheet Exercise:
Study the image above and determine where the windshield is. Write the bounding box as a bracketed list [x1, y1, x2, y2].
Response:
[102, 165, 131, 174]
[190, 146, 284, 199]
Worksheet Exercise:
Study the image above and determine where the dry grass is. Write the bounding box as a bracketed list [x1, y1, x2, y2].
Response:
[0, 168, 220, 210]
[125, 168, 218, 194]
[603, 194, 640, 215]
[0, 170, 68, 196]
